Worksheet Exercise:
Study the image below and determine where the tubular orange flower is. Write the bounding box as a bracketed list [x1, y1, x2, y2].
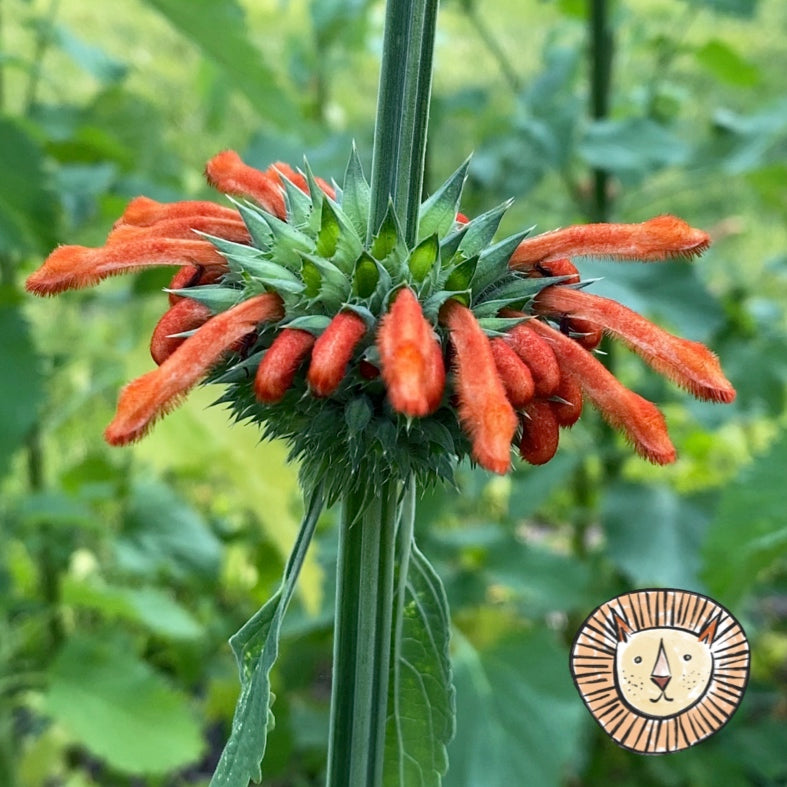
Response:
[115, 196, 241, 227]
[105, 293, 283, 446]
[534, 286, 736, 403]
[378, 288, 444, 416]
[26, 238, 226, 296]
[519, 400, 560, 466]
[307, 312, 368, 397]
[529, 319, 677, 464]
[510, 215, 710, 267]
[551, 371, 583, 427]
[490, 337, 535, 409]
[107, 215, 251, 245]
[255, 328, 316, 404]
[150, 299, 213, 365]
[440, 299, 517, 474]
[167, 264, 226, 305]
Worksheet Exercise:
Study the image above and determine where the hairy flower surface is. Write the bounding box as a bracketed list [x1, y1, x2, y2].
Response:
[28, 149, 735, 498]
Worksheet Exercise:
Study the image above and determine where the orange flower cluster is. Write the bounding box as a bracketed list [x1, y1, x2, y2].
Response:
[27, 151, 735, 475]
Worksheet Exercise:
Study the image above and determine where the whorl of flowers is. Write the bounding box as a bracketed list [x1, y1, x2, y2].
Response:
[27, 149, 735, 501]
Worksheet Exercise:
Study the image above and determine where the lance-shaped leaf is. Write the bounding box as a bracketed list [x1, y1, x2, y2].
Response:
[229, 200, 273, 249]
[418, 158, 470, 242]
[210, 485, 324, 787]
[383, 542, 454, 786]
[170, 285, 243, 312]
[235, 258, 305, 294]
[442, 256, 478, 293]
[279, 173, 313, 229]
[264, 211, 316, 269]
[342, 144, 371, 239]
[472, 229, 533, 293]
[300, 252, 352, 305]
[457, 200, 512, 259]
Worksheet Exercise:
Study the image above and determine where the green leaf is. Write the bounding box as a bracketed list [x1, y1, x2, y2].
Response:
[171, 285, 243, 312]
[354, 252, 380, 299]
[603, 483, 709, 588]
[116, 480, 222, 582]
[472, 229, 531, 293]
[446, 627, 583, 787]
[341, 144, 371, 239]
[703, 429, 787, 602]
[231, 200, 274, 249]
[457, 200, 512, 259]
[0, 291, 44, 479]
[442, 256, 477, 293]
[0, 118, 59, 255]
[579, 117, 689, 176]
[283, 314, 332, 335]
[141, 0, 295, 125]
[409, 234, 440, 282]
[211, 485, 324, 787]
[280, 172, 314, 228]
[53, 23, 128, 84]
[695, 40, 760, 86]
[418, 158, 470, 242]
[383, 543, 454, 786]
[45, 634, 203, 775]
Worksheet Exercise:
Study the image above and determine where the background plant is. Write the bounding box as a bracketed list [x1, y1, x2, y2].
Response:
[1, 0, 785, 784]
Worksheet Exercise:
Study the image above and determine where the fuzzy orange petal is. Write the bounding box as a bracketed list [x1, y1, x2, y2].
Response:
[378, 288, 444, 416]
[503, 318, 562, 397]
[529, 319, 676, 464]
[441, 300, 517, 474]
[104, 294, 284, 445]
[534, 286, 736, 403]
[26, 238, 227, 296]
[490, 337, 535, 409]
[107, 216, 250, 245]
[307, 312, 367, 397]
[205, 150, 287, 219]
[510, 215, 710, 267]
[115, 196, 240, 227]
[519, 400, 560, 465]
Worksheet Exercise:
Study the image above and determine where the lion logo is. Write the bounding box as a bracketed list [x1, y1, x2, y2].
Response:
[570, 589, 749, 754]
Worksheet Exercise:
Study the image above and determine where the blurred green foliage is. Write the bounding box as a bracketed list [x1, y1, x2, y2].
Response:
[0, 0, 785, 784]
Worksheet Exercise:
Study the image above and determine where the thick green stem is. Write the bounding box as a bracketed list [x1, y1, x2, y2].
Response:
[327, 480, 403, 787]
[368, 0, 439, 246]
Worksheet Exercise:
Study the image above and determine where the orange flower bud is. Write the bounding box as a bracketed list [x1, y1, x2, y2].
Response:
[504, 318, 561, 397]
[441, 299, 517, 474]
[519, 400, 560, 465]
[529, 319, 676, 464]
[534, 286, 736, 403]
[26, 238, 226, 296]
[205, 150, 288, 219]
[150, 299, 213, 365]
[510, 215, 710, 267]
[255, 328, 316, 403]
[378, 288, 444, 416]
[107, 216, 250, 245]
[115, 196, 241, 227]
[307, 312, 367, 397]
[551, 370, 583, 427]
[105, 293, 283, 445]
[521, 257, 580, 284]
[167, 264, 226, 305]
[490, 337, 535, 408]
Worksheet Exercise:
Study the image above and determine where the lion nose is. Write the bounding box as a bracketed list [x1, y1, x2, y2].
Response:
[651, 675, 671, 691]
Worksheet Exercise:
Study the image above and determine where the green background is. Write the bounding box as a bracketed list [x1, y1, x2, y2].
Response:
[1, 0, 785, 784]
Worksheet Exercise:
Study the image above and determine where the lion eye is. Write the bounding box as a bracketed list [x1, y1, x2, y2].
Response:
[634, 656, 642, 664]
[683, 654, 692, 661]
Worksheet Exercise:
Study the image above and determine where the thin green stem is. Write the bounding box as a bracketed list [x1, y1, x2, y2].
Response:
[327, 480, 403, 787]
[588, 0, 613, 223]
[368, 0, 439, 245]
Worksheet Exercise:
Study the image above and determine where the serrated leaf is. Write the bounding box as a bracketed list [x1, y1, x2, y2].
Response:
[235, 258, 305, 294]
[45, 634, 203, 775]
[211, 486, 324, 787]
[228, 200, 273, 249]
[476, 316, 528, 335]
[300, 253, 351, 304]
[457, 201, 512, 259]
[279, 172, 314, 228]
[345, 395, 374, 433]
[316, 197, 341, 258]
[265, 212, 316, 269]
[418, 158, 470, 242]
[372, 201, 405, 261]
[472, 230, 531, 293]
[421, 291, 470, 321]
[383, 541, 454, 786]
[341, 144, 371, 239]
[409, 234, 440, 282]
[439, 224, 470, 263]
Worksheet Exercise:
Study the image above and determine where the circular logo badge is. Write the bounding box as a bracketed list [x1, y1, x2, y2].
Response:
[570, 588, 749, 754]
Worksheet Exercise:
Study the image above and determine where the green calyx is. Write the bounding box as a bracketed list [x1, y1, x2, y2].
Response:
[196, 146, 562, 498]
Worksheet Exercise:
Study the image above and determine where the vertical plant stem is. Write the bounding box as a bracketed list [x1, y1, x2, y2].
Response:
[368, 0, 439, 245]
[24, 0, 61, 116]
[327, 480, 403, 787]
[588, 0, 613, 223]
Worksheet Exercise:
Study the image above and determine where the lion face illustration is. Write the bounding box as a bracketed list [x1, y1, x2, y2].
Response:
[571, 589, 749, 754]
